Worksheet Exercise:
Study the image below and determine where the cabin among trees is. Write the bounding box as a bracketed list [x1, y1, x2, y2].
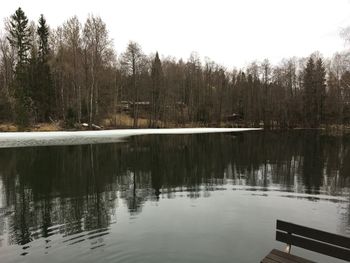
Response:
[1, 8, 350, 130]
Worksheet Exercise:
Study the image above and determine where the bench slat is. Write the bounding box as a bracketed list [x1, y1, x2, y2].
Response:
[261, 257, 279, 263]
[270, 249, 315, 263]
[277, 220, 350, 249]
[261, 249, 316, 263]
[267, 252, 302, 263]
[276, 231, 350, 261]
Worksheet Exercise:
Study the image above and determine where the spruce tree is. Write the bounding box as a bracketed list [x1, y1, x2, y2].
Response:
[303, 57, 316, 127]
[303, 56, 326, 128]
[37, 15, 49, 62]
[151, 52, 163, 127]
[36, 14, 52, 121]
[7, 7, 32, 128]
[8, 8, 31, 68]
[314, 58, 326, 126]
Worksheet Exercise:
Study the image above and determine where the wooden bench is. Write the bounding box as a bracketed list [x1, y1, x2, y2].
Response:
[261, 220, 350, 263]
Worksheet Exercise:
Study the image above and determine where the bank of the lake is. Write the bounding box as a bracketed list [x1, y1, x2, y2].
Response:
[2, 120, 350, 137]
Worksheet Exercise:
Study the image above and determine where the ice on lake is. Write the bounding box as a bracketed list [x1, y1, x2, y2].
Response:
[0, 128, 261, 148]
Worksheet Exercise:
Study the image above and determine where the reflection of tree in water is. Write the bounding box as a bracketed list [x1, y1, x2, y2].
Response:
[10, 187, 32, 246]
[0, 131, 349, 246]
[0, 145, 117, 247]
[301, 131, 323, 194]
[339, 136, 350, 233]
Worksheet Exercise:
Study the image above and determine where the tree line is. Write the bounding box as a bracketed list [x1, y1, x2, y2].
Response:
[1, 7, 350, 129]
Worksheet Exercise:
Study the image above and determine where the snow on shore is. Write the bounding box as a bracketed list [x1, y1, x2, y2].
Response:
[0, 128, 262, 148]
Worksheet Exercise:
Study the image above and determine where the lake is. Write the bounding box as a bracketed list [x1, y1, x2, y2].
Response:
[0, 130, 349, 262]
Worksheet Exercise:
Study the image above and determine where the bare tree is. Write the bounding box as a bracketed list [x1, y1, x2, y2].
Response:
[63, 16, 83, 123]
[0, 31, 15, 120]
[120, 41, 146, 128]
[83, 15, 113, 127]
[0, 32, 15, 97]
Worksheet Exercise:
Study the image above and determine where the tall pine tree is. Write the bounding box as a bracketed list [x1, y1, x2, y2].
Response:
[314, 58, 326, 126]
[7, 7, 32, 128]
[303, 56, 326, 128]
[303, 57, 315, 127]
[150, 52, 163, 127]
[35, 14, 52, 121]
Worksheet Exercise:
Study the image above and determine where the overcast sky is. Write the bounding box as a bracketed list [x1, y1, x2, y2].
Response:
[1, 0, 350, 68]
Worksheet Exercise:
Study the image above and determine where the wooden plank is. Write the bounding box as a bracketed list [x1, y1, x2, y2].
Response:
[271, 249, 316, 263]
[261, 249, 315, 263]
[261, 250, 282, 263]
[261, 257, 280, 263]
[266, 252, 299, 263]
[277, 220, 350, 249]
[276, 231, 350, 261]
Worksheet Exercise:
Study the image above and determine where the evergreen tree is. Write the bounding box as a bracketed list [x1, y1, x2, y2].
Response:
[37, 15, 49, 62]
[8, 8, 31, 67]
[303, 57, 316, 127]
[27, 23, 38, 119]
[150, 52, 163, 127]
[36, 14, 52, 121]
[303, 57, 326, 128]
[314, 58, 326, 126]
[7, 7, 32, 128]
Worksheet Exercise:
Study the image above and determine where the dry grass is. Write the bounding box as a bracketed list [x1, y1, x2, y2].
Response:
[0, 123, 18, 132]
[32, 122, 62, 131]
[103, 114, 152, 128]
[0, 122, 62, 132]
[103, 114, 232, 129]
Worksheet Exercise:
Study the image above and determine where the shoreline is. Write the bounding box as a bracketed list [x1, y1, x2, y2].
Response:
[1, 121, 350, 136]
[0, 127, 262, 148]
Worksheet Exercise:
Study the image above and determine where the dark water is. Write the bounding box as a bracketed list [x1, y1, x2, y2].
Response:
[0, 131, 349, 263]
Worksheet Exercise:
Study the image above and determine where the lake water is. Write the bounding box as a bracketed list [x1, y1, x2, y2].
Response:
[0, 131, 349, 262]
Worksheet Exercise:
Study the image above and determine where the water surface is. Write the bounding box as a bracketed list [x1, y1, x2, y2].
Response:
[0, 131, 349, 262]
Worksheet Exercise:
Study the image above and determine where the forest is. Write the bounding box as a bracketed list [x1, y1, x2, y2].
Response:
[1, 7, 350, 130]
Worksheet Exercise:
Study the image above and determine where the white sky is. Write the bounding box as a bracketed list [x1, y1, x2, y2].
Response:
[1, 0, 350, 68]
